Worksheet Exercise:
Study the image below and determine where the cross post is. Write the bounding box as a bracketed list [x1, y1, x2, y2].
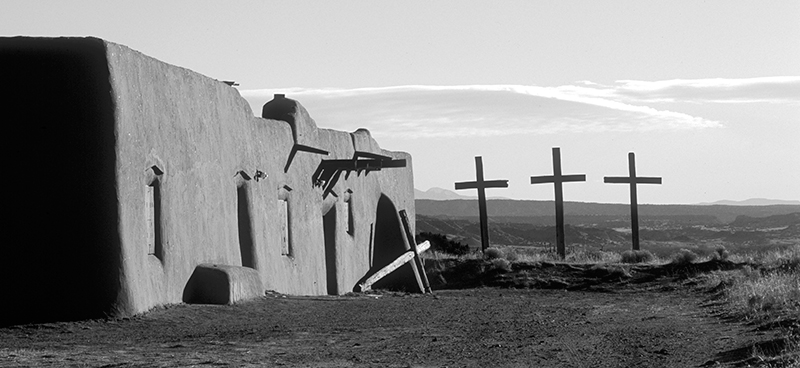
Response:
[604, 152, 662, 250]
[454, 156, 509, 253]
[530, 147, 586, 259]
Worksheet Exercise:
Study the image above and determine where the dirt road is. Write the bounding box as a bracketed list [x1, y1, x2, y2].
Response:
[0, 285, 787, 367]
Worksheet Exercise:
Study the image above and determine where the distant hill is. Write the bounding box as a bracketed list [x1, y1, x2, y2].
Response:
[697, 198, 800, 206]
[417, 211, 800, 251]
[730, 212, 800, 228]
[415, 187, 508, 201]
[416, 199, 800, 225]
[415, 187, 473, 200]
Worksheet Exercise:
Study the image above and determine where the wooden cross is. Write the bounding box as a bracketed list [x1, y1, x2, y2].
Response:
[604, 152, 662, 251]
[454, 156, 509, 253]
[530, 147, 586, 259]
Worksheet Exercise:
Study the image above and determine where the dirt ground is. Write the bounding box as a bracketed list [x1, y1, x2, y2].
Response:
[1, 261, 797, 367]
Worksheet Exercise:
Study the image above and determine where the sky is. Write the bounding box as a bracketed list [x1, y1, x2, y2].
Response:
[3, 1, 798, 204]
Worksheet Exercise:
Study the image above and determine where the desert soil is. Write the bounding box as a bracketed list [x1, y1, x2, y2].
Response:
[1, 262, 796, 367]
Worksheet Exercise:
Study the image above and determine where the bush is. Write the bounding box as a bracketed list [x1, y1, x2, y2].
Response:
[490, 258, 512, 272]
[415, 232, 470, 255]
[621, 250, 655, 264]
[503, 249, 519, 262]
[671, 249, 698, 265]
[484, 247, 504, 260]
[712, 245, 730, 261]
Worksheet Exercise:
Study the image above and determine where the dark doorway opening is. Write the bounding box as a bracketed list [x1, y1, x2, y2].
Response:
[323, 206, 338, 295]
[237, 185, 255, 269]
[367, 195, 419, 291]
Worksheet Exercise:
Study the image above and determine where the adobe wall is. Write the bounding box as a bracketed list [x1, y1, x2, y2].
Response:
[107, 40, 417, 316]
[1, 37, 416, 325]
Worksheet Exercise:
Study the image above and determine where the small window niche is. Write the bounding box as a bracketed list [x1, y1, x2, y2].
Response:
[235, 171, 255, 269]
[344, 189, 354, 236]
[145, 165, 164, 261]
[278, 185, 293, 257]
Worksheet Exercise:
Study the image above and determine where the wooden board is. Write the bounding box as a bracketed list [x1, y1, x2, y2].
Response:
[356, 241, 430, 292]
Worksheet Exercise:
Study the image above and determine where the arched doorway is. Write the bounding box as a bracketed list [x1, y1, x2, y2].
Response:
[365, 194, 419, 291]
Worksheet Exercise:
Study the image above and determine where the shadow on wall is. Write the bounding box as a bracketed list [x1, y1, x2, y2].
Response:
[324, 205, 338, 295]
[2, 38, 122, 326]
[355, 194, 418, 292]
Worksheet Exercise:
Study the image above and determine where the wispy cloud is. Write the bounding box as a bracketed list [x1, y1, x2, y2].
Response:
[599, 76, 800, 104]
[236, 78, 792, 138]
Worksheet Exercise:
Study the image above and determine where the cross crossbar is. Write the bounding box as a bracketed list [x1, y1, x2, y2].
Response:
[530, 174, 586, 184]
[455, 179, 509, 190]
[604, 177, 661, 184]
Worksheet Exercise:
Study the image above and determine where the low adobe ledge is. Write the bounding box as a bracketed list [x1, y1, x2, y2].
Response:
[182, 264, 264, 305]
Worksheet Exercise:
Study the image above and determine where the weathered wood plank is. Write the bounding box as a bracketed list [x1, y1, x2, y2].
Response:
[356, 241, 430, 292]
[400, 210, 431, 293]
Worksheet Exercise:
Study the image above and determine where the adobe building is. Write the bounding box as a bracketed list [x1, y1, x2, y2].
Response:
[1, 37, 419, 326]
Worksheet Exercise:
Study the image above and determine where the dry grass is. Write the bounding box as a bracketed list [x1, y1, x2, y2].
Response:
[736, 272, 800, 316]
[621, 250, 656, 264]
[424, 244, 670, 265]
[703, 244, 799, 320]
[670, 248, 699, 265]
[696, 244, 799, 364]
[424, 242, 798, 323]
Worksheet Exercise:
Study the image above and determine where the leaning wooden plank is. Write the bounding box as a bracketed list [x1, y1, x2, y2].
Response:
[356, 241, 430, 292]
[416, 240, 431, 253]
[400, 210, 432, 293]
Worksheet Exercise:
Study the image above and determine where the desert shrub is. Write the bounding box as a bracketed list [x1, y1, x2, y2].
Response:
[671, 249, 698, 265]
[415, 232, 470, 256]
[712, 245, 730, 261]
[484, 247, 504, 260]
[565, 249, 621, 264]
[490, 258, 512, 272]
[620, 250, 655, 264]
[503, 249, 519, 262]
[508, 249, 551, 263]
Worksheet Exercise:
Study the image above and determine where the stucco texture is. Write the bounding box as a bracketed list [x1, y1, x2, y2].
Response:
[1, 37, 417, 325]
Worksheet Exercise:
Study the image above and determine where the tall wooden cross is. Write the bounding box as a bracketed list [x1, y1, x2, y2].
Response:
[530, 147, 586, 259]
[604, 152, 662, 250]
[454, 156, 509, 253]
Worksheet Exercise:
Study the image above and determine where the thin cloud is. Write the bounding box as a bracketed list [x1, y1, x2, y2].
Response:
[606, 76, 800, 104]
[240, 83, 725, 139]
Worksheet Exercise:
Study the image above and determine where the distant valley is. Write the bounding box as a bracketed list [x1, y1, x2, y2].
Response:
[416, 187, 800, 206]
[415, 197, 800, 256]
